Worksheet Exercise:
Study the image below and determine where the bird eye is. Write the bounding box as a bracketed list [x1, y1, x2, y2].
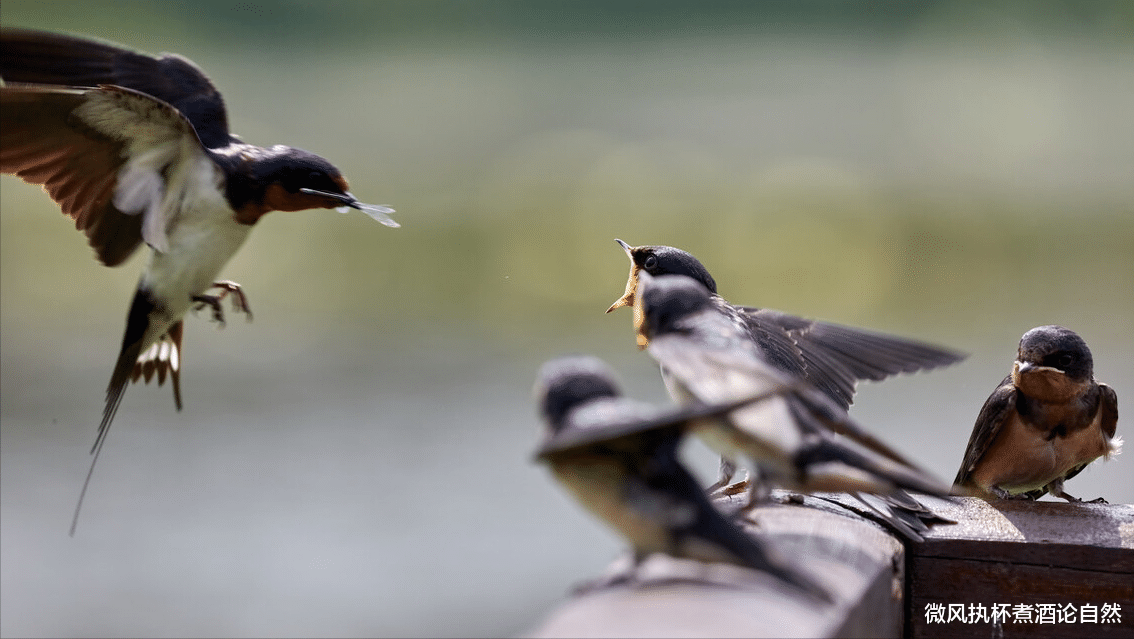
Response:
[643, 255, 658, 270]
[1057, 353, 1074, 369]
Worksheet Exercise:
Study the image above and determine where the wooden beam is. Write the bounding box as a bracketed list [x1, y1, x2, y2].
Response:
[528, 495, 906, 638]
[528, 495, 1134, 638]
[908, 497, 1134, 639]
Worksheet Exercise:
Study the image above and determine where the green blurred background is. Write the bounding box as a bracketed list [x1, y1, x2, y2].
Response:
[2, 1, 1131, 636]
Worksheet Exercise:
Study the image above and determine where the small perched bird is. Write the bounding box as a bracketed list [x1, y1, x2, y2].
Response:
[954, 326, 1121, 502]
[607, 240, 964, 411]
[607, 240, 962, 540]
[534, 355, 828, 599]
[0, 28, 398, 533]
[631, 272, 952, 502]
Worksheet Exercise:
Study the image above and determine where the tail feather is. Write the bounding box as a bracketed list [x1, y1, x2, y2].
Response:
[663, 461, 830, 601]
[130, 320, 183, 410]
[795, 434, 952, 498]
[70, 287, 155, 536]
[71, 341, 138, 536]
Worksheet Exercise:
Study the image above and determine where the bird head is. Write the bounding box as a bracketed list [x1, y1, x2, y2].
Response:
[1012, 325, 1094, 401]
[607, 240, 716, 314]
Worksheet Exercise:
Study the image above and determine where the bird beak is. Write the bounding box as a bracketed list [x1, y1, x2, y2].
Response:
[606, 239, 637, 313]
[299, 188, 399, 228]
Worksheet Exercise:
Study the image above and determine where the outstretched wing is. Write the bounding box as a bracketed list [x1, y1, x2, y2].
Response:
[1, 27, 231, 147]
[2, 85, 142, 265]
[2, 84, 210, 263]
[742, 307, 966, 410]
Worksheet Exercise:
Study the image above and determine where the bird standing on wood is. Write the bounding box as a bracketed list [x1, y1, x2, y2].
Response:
[0, 28, 398, 533]
[608, 240, 962, 492]
[629, 272, 953, 504]
[954, 325, 1121, 502]
[534, 355, 829, 600]
[607, 240, 964, 408]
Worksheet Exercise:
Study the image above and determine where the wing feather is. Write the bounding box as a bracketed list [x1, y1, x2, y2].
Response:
[953, 378, 1016, 487]
[743, 307, 966, 410]
[1, 85, 143, 265]
[2, 83, 209, 262]
[0, 27, 231, 147]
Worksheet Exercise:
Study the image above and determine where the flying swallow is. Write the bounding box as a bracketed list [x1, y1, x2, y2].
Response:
[954, 325, 1121, 502]
[534, 355, 828, 599]
[607, 240, 964, 411]
[631, 272, 952, 503]
[0, 28, 397, 533]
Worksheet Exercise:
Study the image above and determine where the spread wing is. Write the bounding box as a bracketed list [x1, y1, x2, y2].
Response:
[0, 27, 231, 148]
[742, 307, 966, 410]
[537, 387, 792, 459]
[1, 83, 210, 263]
[953, 378, 1016, 488]
[1, 85, 140, 265]
[647, 333, 921, 470]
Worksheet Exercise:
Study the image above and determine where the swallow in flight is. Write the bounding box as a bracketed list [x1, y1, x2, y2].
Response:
[534, 355, 828, 599]
[954, 325, 1121, 502]
[631, 272, 952, 504]
[607, 240, 964, 411]
[0, 28, 397, 533]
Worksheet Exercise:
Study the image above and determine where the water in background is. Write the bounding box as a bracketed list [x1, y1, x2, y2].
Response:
[2, 2, 1132, 636]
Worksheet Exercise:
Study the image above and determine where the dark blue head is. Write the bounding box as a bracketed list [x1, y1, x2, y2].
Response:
[1017, 325, 1093, 382]
[536, 356, 622, 431]
[608, 240, 716, 314]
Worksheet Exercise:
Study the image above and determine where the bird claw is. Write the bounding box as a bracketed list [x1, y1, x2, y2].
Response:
[990, 486, 1034, 501]
[191, 280, 253, 326]
[718, 479, 750, 497]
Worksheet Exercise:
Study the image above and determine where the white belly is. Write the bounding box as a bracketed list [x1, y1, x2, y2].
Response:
[135, 160, 252, 347]
[142, 206, 251, 321]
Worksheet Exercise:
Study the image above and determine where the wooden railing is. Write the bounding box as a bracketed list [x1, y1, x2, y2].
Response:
[527, 496, 1133, 638]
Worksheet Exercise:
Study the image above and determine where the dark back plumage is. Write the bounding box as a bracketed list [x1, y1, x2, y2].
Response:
[1, 27, 231, 147]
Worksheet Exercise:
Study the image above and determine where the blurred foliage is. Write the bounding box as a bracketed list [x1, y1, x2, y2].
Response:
[2, 0, 1131, 363]
[2, 3, 1132, 637]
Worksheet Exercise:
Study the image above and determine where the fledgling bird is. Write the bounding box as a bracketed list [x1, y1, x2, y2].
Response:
[607, 240, 965, 410]
[534, 355, 828, 600]
[631, 272, 953, 503]
[954, 325, 1121, 502]
[0, 28, 398, 533]
[607, 240, 963, 539]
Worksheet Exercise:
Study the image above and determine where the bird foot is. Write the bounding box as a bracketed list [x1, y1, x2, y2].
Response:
[1054, 492, 1107, 504]
[192, 280, 253, 326]
[712, 479, 750, 498]
[990, 486, 1035, 501]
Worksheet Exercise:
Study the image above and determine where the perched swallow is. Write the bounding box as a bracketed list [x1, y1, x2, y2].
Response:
[0, 28, 397, 533]
[534, 355, 828, 599]
[954, 326, 1121, 502]
[607, 240, 964, 411]
[632, 272, 952, 502]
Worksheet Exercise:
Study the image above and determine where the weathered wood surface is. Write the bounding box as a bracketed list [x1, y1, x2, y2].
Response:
[528, 495, 1134, 639]
[908, 497, 1134, 638]
[528, 496, 905, 638]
